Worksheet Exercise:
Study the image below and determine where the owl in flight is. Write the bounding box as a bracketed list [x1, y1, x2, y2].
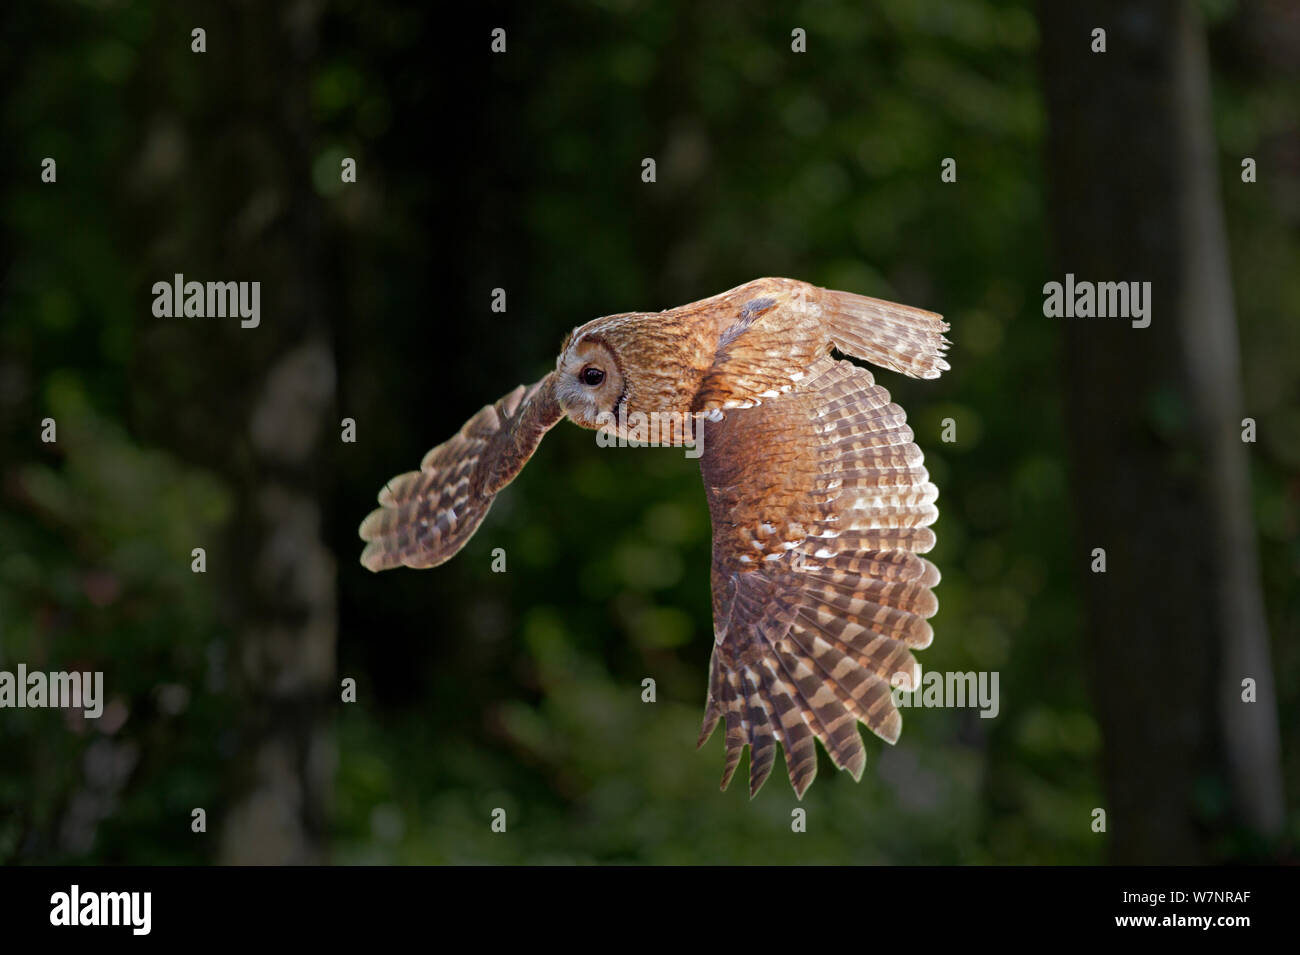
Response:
[360, 277, 949, 797]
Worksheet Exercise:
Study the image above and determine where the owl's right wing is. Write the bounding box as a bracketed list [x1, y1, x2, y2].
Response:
[697, 356, 941, 798]
[359, 374, 563, 571]
[689, 278, 950, 416]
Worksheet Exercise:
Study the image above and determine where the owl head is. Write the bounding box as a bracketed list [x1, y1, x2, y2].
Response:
[554, 327, 627, 429]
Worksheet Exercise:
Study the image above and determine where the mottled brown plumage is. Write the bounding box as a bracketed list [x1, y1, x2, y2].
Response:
[359, 277, 949, 797]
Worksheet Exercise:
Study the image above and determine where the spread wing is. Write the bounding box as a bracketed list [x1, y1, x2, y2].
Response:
[697, 356, 941, 797]
[359, 374, 563, 571]
[689, 278, 950, 415]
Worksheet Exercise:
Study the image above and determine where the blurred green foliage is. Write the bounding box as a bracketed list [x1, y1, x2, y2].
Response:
[1, 0, 1295, 864]
[0, 381, 232, 862]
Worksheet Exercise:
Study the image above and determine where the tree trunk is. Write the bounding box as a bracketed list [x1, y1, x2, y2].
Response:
[1039, 0, 1283, 862]
[207, 4, 338, 866]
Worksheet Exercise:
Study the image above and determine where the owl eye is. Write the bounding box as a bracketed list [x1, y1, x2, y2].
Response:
[579, 366, 606, 387]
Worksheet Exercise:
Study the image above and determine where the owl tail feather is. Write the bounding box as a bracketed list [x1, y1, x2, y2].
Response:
[359, 374, 563, 571]
[697, 570, 931, 799]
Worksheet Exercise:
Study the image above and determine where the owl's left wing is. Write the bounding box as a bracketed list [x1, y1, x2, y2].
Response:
[359, 374, 563, 571]
[697, 356, 940, 797]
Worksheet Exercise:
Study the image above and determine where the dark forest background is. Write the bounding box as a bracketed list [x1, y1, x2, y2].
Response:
[1, 0, 1296, 864]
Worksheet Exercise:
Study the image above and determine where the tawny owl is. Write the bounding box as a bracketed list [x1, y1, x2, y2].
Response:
[359, 277, 949, 797]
